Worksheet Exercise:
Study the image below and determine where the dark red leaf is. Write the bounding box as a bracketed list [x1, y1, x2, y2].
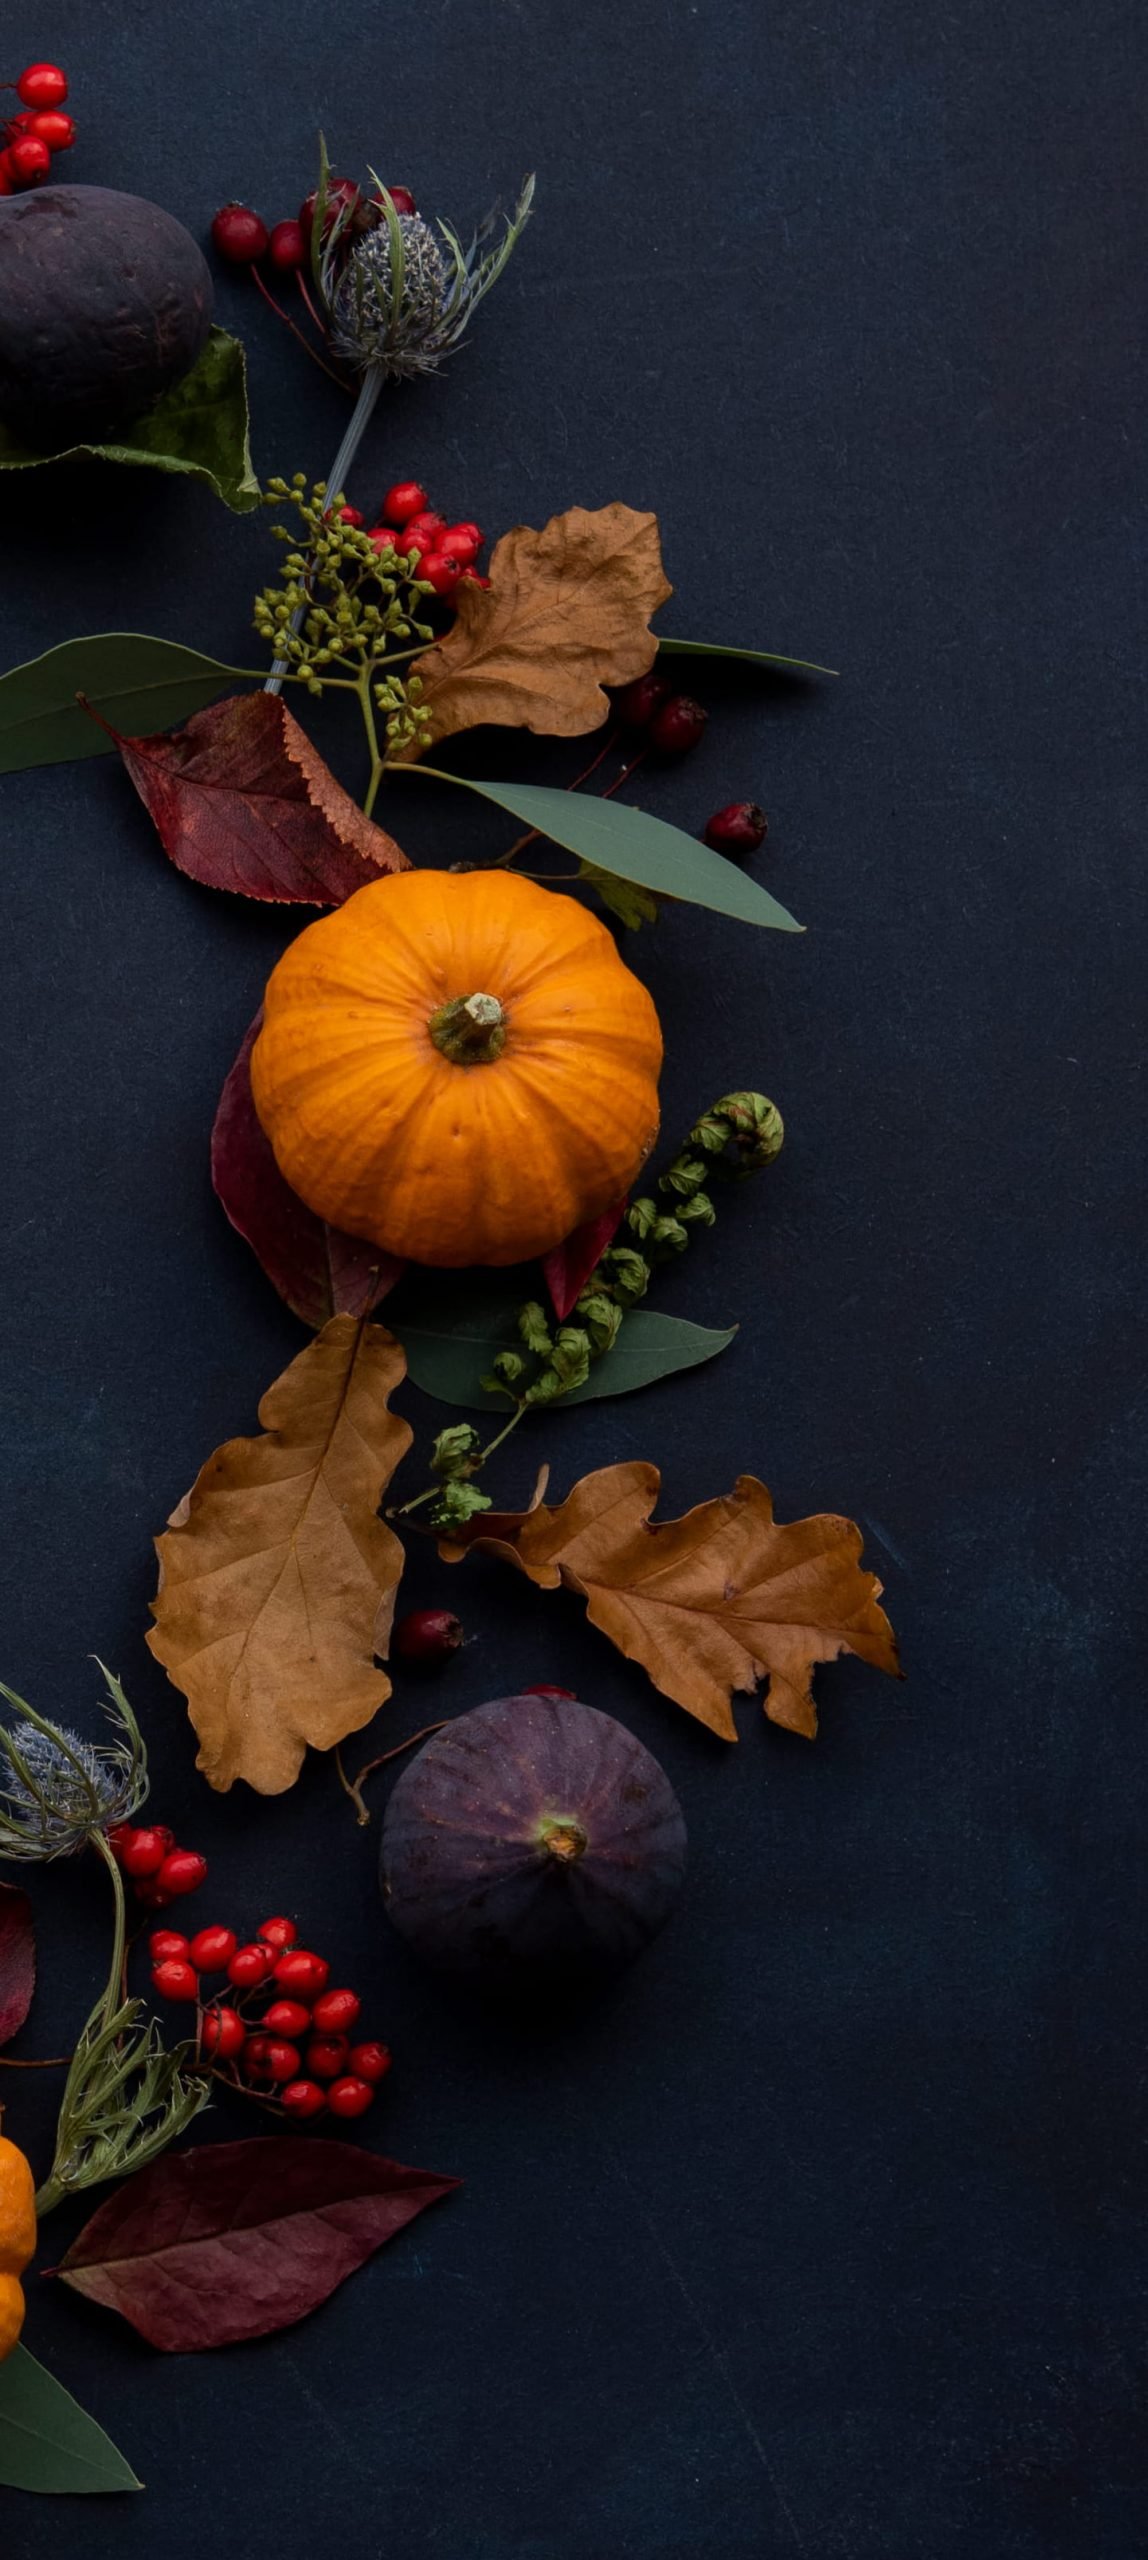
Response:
[56, 2137, 460, 2352]
[96, 691, 409, 904]
[0, 1884, 34, 2048]
[542, 1199, 628, 1321]
[212, 1013, 403, 1328]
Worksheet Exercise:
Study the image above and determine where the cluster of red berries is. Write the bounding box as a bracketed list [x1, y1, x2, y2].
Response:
[211, 177, 417, 281]
[108, 1824, 391, 2124]
[611, 674, 768, 860]
[343, 479, 491, 604]
[0, 61, 74, 195]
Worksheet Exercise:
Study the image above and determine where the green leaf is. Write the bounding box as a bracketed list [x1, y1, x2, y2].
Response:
[0, 637, 250, 775]
[658, 636, 838, 677]
[0, 329, 260, 515]
[418, 776, 804, 932]
[0, 2344, 142, 2494]
[393, 1303, 737, 1410]
[578, 861, 660, 929]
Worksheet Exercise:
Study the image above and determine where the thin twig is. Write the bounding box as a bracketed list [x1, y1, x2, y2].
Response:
[336, 1724, 448, 1826]
[250, 266, 347, 386]
[493, 729, 622, 866]
[0, 2054, 71, 2070]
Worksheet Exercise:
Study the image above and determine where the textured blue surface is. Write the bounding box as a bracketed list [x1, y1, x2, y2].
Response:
[0, 1, 1144, 2551]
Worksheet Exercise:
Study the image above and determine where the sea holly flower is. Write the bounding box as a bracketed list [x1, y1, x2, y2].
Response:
[0, 1667, 147, 1861]
[315, 164, 536, 383]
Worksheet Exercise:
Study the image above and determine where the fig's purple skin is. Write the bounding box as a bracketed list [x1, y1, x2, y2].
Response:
[0, 186, 213, 445]
[381, 1692, 688, 1983]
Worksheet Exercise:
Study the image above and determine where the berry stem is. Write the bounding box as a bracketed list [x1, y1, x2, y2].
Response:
[294, 268, 327, 337]
[249, 265, 347, 388]
[265, 368, 384, 696]
[335, 1723, 449, 1827]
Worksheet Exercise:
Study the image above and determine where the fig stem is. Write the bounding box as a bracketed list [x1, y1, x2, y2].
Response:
[335, 1723, 449, 1826]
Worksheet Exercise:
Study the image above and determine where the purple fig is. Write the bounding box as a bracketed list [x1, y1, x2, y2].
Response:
[380, 1691, 687, 1984]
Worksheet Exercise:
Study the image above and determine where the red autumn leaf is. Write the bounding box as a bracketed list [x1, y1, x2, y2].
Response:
[212, 1012, 403, 1328]
[542, 1198, 628, 1322]
[94, 690, 409, 904]
[55, 2138, 460, 2352]
[0, 1884, 34, 2048]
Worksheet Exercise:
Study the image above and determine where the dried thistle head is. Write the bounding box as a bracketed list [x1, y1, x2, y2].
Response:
[313, 153, 535, 380]
[0, 1665, 147, 1861]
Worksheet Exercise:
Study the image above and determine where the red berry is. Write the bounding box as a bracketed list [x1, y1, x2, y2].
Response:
[650, 694, 708, 754]
[327, 2077, 375, 2119]
[613, 673, 670, 730]
[403, 510, 446, 542]
[188, 1925, 238, 1973]
[155, 1849, 208, 1898]
[8, 135, 51, 185]
[280, 2078, 327, 2120]
[272, 1950, 330, 2001]
[263, 2039, 302, 2083]
[16, 63, 68, 109]
[152, 1958, 199, 2003]
[381, 183, 417, 215]
[263, 1999, 312, 2039]
[106, 1822, 138, 1860]
[393, 1607, 464, 1667]
[393, 524, 433, 561]
[367, 528, 399, 558]
[200, 2004, 245, 2061]
[422, 551, 464, 598]
[26, 110, 74, 150]
[267, 217, 306, 272]
[348, 2041, 393, 2084]
[311, 1987, 361, 2036]
[119, 1826, 171, 1878]
[228, 1942, 275, 1990]
[305, 2035, 350, 2080]
[380, 480, 428, 527]
[703, 801, 768, 857]
[441, 522, 483, 564]
[298, 177, 360, 247]
[256, 1916, 297, 1951]
[149, 1929, 191, 1963]
[242, 2033, 274, 2079]
[338, 505, 365, 529]
[211, 202, 269, 265]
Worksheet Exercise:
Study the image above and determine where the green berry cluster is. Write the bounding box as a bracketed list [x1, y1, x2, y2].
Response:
[254, 475, 435, 755]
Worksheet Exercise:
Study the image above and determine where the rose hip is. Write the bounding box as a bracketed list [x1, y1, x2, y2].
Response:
[272, 1950, 330, 2001]
[201, 2004, 245, 2060]
[393, 1607, 464, 1667]
[348, 2041, 393, 2084]
[263, 1999, 313, 2039]
[280, 2079, 327, 2120]
[703, 801, 768, 856]
[327, 2077, 375, 2119]
[188, 1926, 238, 1973]
[305, 2035, 350, 2081]
[310, 1988, 361, 2036]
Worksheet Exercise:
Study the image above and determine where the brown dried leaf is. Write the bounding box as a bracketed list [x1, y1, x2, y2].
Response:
[440, 1460, 901, 1741]
[406, 504, 672, 754]
[147, 1316, 413, 1794]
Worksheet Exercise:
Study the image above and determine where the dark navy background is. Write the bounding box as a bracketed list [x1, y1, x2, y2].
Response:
[0, 3, 1144, 2551]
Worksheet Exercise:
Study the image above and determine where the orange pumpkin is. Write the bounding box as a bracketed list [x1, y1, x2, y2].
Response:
[250, 869, 663, 1267]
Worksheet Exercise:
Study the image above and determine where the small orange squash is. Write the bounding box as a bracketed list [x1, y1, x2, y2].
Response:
[250, 869, 663, 1268]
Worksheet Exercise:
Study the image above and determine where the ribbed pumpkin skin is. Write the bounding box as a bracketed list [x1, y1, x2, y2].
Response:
[250, 870, 663, 1267]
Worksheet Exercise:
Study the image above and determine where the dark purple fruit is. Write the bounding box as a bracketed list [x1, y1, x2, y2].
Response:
[380, 1691, 687, 1984]
[0, 186, 213, 445]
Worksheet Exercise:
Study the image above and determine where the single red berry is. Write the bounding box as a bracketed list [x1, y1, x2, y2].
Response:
[338, 505, 365, 528]
[263, 1999, 313, 2039]
[228, 1942, 276, 1990]
[422, 550, 464, 598]
[106, 1822, 139, 1861]
[200, 2003, 245, 2060]
[256, 1916, 297, 1951]
[703, 801, 768, 857]
[26, 109, 74, 150]
[402, 510, 446, 542]
[155, 1849, 208, 1898]
[119, 1825, 171, 1878]
[311, 1987, 361, 2036]
[367, 528, 399, 558]
[348, 2041, 393, 2084]
[152, 1958, 199, 2003]
[440, 521, 483, 564]
[149, 1929, 191, 1963]
[272, 1950, 330, 2001]
[613, 673, 670, 730]
[327, 2076, 375, 2119]
[649, 694, 708, 755]
[242, 2033, 275, 2079]
[298, 177, 360, 247]
[393, 1607, 464, 1667]
[16, 63, 68, 109]
[280, 2078, 327, 2120]
[305, 2034, 350, 2081]
[188, 1925, 238, 1973]
[381, 183, 417, 215]
[211, 202, 269, 265]
[458, 567, 492, 589]
[263, 2039, 302, 2083]
[393, 524, 433, 560]
[8, 135, 52, 185]
[267, 217, 306, 272]
[380, 480, 428, 527]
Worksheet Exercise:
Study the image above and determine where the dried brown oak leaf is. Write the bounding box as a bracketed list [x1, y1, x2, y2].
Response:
[403, 503, 672, 755]
[440, 1461, 901, 1741]
[147, 1315, 413, 1794]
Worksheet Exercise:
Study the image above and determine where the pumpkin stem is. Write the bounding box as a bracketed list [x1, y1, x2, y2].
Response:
[428, 992, 508, 1065]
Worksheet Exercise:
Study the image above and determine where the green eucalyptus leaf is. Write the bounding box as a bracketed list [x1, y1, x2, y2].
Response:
[418, 775, 803, 932]
[0, 329, 259, 514]
[0, 636, 250, 774]
[0, 2344, 142, 2494]
[658, 636, 838, 676]
[393, 1302, 737, 1410]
